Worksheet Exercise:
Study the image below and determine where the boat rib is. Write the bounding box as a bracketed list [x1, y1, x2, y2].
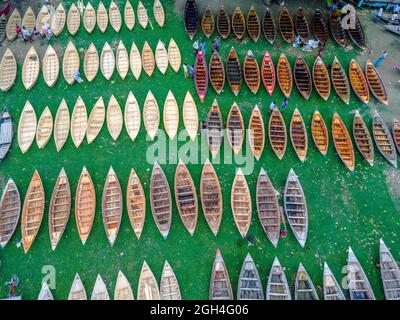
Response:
[231, 169, 252, 238]
[217, 6, 230, 39]
[209, 51, 225, 94]
[311, 111, 329, 156]
[379, 239, 400, 300]
[244, 50, 260, 94]
[160, 261, 181, 300]
[331, 56, 350, 105]
[279, 7, 294, 43]
[227, 102, 244, 154]
[353, 110, 374, 166]
[332, 112, 355, 171]
[226, 47, 242, 96]
[248, 105, 265, 160]
[206, 100, 223, 158]
[0, 178, 20, 248]
[349, 59, 369, 104]
[269, 107, 287, 160]
[266, 257, 291, 300]
[294, 56, 312, 100]
[210, 249, 233, 300]
[313, 56, 331, 101]
[232, 7, 246, 39]
[237, 253, 264, 300]
[295, 263, 319, 300]
[373, 110, 397, 167]
[277, 54, 292, 97]
[127, 168, 146, 239]
[290, 108, 308, 162]
[365, 60, 388, 105]
[348, 247, 375, 300]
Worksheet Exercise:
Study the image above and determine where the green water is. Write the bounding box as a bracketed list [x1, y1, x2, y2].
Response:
[0, 0, 399, 300]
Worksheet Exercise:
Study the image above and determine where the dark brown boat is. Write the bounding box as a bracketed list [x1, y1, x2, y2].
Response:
[206, 100, 223, 158]
[232, 7, 245, 39]
[365, 60, 389, 106]
[349, 59, 369, 104]
[331, 56, 350, 105]
[313, 9, 329, 45]
[279, 7, 294, 43]
[261, 50, 275, 96]
[295, 7, 311, 44]
[226, 102, 244, 154]
[277, 53, 293, 97]
[311, 111, 329, 156]
[313, 56, 331, 101]
[332, 112, 355, 171]
[353, 110, 374, 166]
[247, 6, 261, 42]
[202, 6, 214, 38]
[262, 9, 276, 44]
[290, 108, 308, 162]
[294, 56, 312, 100]
[209, 51, 225, 94]
[269, 107, 287, 160]
[330, 9, 349, 49]
[392, 118, 400, 155]
[226, 47, 242, 96]
[347, 14, 366, 50]
[184, 0, 198, 40]
[372, 110, 397, 167]
[243, 50, 260, 95]
[248, 105, 265, 160]
[217, 6, 230, 39]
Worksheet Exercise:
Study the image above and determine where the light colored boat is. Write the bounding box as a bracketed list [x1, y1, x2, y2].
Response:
[143, 90, 159, 140]
[116, 41, 129, 79]
[142, 41, 155, 77]
[6, 8, 21, 41]
[168, 38, 181, 73]
[155, 41, 169, 74]
[36, 5, 51, 36]
[71, 96, 87, 148]
[0, 178, 21, 248]
[126, 168, 146, 239]
[153, 0, 165, 27]
[130, 42, 142, 80]
[231, 168, 252, 238]
[348, 247, 375, 300]
[22, 46, 40, 90]
[182, 91, 198, 140]
[84, 43, 99, 82]
[91, 274, 109, 300]
[87, 97, 105, 144]
[248, 105, 265, 160]
[54, 99, 70, 152]
[107, 95, 123, 141]
[68, 273, 87, 300]
[237, 253, 264, 300]
[114, 270, 134, 300]
[163, 90, 179, 140]
[43, 45, 60, 87]
[63, 41, 80, 85]
[160, 261, 181, 300]
[100, 42, 115, 80]
[226, 102, 244, 154]
[67, 3, 81, 36]
[372, 110, 397, 167]
[290, 108, 308, 162]
[210, 249, 233, 300]
[124, 91, 141, 141]
[137, 261, 160, 300]
[109, 0, 122, 32]
[97, 1, 109, 33]
[295, 263, 319, 300]
[0, 48, 17, 92]
[0, 108, 12, 161]
[266, 257, 291, 300]
[124, 0, 135, 30]
[18, 101, 37, 154]
[379, 239, 400, 300]
[83, 2, 96, 33]
[323, 262, 346, 300]
[137, 1, 149, 29]
[22, 7, 35, 33]
[36, 107, 53, 149]
[38, 282, 53, 300]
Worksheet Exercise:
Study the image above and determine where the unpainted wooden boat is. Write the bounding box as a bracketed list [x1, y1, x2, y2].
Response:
[295, 7, 311, 44]
[331, 56, 350, 105]
[43, 45, 60, 88]
[36, 107, 53, 149]
[202, 6, 214, 38]
[142, 41, 155, 77]
[365, 60, 388, 105]
[279, 7, 294, 43]
[6, 9, 21, 41]
[155, 41, 169, 74]
[18, 101, 37, 154]
[277, 53, 292, 97]
[184, 0, 198, 39]
[227, 102, 244, 154]
[348, 247, 375, 300]
[313, 56, 331, 101]
[294, 56, 312, 100]
[243, 50, 260, 94]
[126, 168, 146, 239]
[373, 110, 397, 167]
[329, 9, 349, 49]
[130, 42, 142, 80]
[83, 2, 96, 33]
[266, 257, 291, 300]
[54, 99, 70, 152]
[137, 1, 149, 29]
[124, 0, 135, 31]
[97, 1, 109, 33]
[290, 108, 308, 162]
[153, 0, 165, 28]
[100, 42, 115, 80]
[68, 274, 87, 300]
[209, 51, 225, 94]
[0, 178, 20, 248]
[22, 46, 40, 90]
[0, 15, 5, 43]
[353, 110, 374, 166]
[295, 263, 319, 300]
[231, 169, 252, 238]
[226, 47, 242, 96]
[36, 5, 51, 35]
[379, 239, 400, 300]
[84, 43, 99, 82]
[114, 271, 134, 300]
[183, 91, 198, 140]
[22, 7, 36, 33]
[269, 107, 287, 160]
[67, 3, 81, 36]
[206, 100, 223, 158]
[194, 51, 208, 102]
[247, 6, 260, 42]
[163, 90, 179, 140]
[248, 105, 265, 160]
[262, 8, 276, 44]
[107, 95, 123, 141]
[168, 38, 181, 73]
[237, 253, 264, 300]
[311, 111, 329, 156]
[138, 261, 160, 300]
[71, 96, 87, 148]
[332, 112, 355, 171]
[349, 59, 369, 104]
[323, 262, 345, 300]
[38, 282, 53, 300]
[0, 108, 12, 161]
[143, 91, 159, 140]
[63, 41, 80, 85]
[160, 261, 181, 300]
[232, 7, 246, 39]
[116, 41, 129, 80]
[217, 6, 230, 39]
[210, 249, 233, 300]
[91, 274, 109, 300]
[347, 14, 366, 49]
[124, 92, 141, 141]
[392, 118, 400, 155]
[0, 48, 17, 92]
[261, 50, 275, 96]
[313, 9, 329, 45]
[109, 0, 122, 32]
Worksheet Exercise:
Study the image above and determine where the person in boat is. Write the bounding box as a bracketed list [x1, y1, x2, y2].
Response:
[183, 64, 189, 78]
[375, 51, 388, 67]
[200, 40, 206, 54]
[281, 98, 288, 110]
[269, 101, 276, 114]
[73, 70, 84, 83]
[193, 40, 199, 57]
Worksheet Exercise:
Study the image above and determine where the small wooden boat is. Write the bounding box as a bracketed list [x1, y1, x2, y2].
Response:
[183, 91, 198, 140]
[217, 6, 230, 39]
[155, 41, 169, 74]
[71, 96, 87, 148]
[36, 5, 51, 35]
[331, 56, 350, 105]
[160, 261, 181, 300]
[184, 0, 198, 39]
[84, 43, 99, 82]
[379, 239, 400, 300]
[67, 3, 81, 36]
[143, 91, 160, 140]
[279, 7, 294, 43]
[231, 169, 252, 238]
[206, 100, 223, 158]
[22, 46, 40, 90]
[227, 102, 244, 154]
[290, 108, 308, 162]
[153, 0, 165, 28]
[18, 101, 37, 154]
[0, 48, 17, 92]
[0, 15, 5, 43]
[36, 107, 53, 149]
[237, 253, 264, 300]
[313, 56, 331, 101]
[97, 1, 109, 33]
[266, 257, 291, 300]
[348, 247, 375, 300]
[6, 9, 21, 41]
[347, 14, 366, 50]
[256, 169, 280, 248]
[109, 0, 122, 32]
[163, 90, 179, 140]
[150, 162, 171, 239]
[247, 6, 260, 42]
[311, 111, 329, 156]
[126, 168, 146, 239]
[22, 7, 36, 33]
[194, 51, 208, 102]
[261, 50, 275, 96]
[393, 118, 400, 154]
[209, 51, 225, 94]
[262, 9, 276, 44]
[243, 50, 260, 94]
[124, 0, 135, 31]
[295, 263, 319, 300]
[202, 6, 214, 38]
[114, 271, 134, 300]
[54, 99, 70, 152]
[365, 60, 388, 105]
[269, 107, 287, 160]
[68, 274, 87, 300]
[83, 2, 96, 33]
[332, 112, 355, 171]
[210, 249, 233, 300]
[49, 168, 70, 250]
[294, 56, 312, 100]
[0, 178, 20, 248]
[130, 42, 142, 80]
[277, 54, 292, 97]
[43, 45, 60, 88]
[323, 262, 345, 300]
[100, 42, 115, 80]
[248, 105, 265, 160]
[0, 108, 12, 161]
[313, 9, 329, 45]
[200, 159, 222, 236]
[349, 59, 369, 104]
[63, 41, 80, 85]
[168, 38, 181, 73]
[142, 41, 155, 77]
[232, 7, 246, 39]
[373, 110, 397, 167]
[91, 274, 109, 300]
[138, 261, 160, 300]
[295, 7, 311, 44]
[38, 282, 53, 300]
[329, 9, 349, 49]
[226, 47, 242, 96]
[124, 92, 141, 141]
[75, 167, 96, 244]
[353, 110, 374, 166]
[137, 1, 149, 29]
[21, 170, 44, 253]
[107, 95, 123, 141]
[116, 41, 129, 80]
[384, 24, 400, 35]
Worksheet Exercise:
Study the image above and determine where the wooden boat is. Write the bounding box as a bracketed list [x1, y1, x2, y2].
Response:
[71, 96, 87, 148]
[290, 108, 308, 162]
[332, 112, 355, 171]
[63, 41, 80, 85]
[36, 5, 51, 35]
[68, 274, 87, 300]
[143, 91, 159, 140]
[153, 0, 165, 28]
[262, 8, 276, 44]
[365, 60, 388, 105]
[194, 51, 208, 102]
[183, 91, 198, 140]
[125, 92, 141, 141]
[107, 95, 123, 141]
[150, 162, 171, 239]
[67, 3, 81, 36]
[163, 90, 179, 140]
[206, 100, 223, 158]
[130, 42, 142, 80]
[227, 102, 244, 154]
[323, 262, 345, 300]
[209, 249, 233, 300]
[91, 274, 110, 300]
[256, 169, 280, 247]
[142, 41, 155, 77]
[277, 54, 292, 97]
[138, 261, 160, 300]
[209, 51, 225, 94]
[0, 178, 20, 248]
[313, 56, 331, 101]
[97, 1, 109, 33]
[313, 9, 329, 45]
[84, 43, 99, 82]
[295, 263, 319, 300]
[160, 261, 181, 300]
[109, 0, 122, 32]
[294, 56, 312, 100]
[266, 257, 291, 300]
[54, 99, 70, 152]
[0, 48, 17, 92]
[248, 105, 265, 160]
[21, 170, 44, 253]
[124, 0, 135, 31]
[137, 1, 149, 29]
[36, 107, 53, 149]
[175, 160, 198, 235]
[373, 110, 397, 167]
[43, 45, 60, 88]
[243, 50, 260, 94]
[168, 38, 181, 73]
[331, 57, 350, 105]
[261, 50, 275, 96]
[100, 42, 115, 80]
[379, 239, 400, 300]
[200, 159, 222, 236]
[18, 101, 37, 154]
[217, 6, 230, 39]
[87, 97, 105, 144]
[0, 108, 13, 161]
[232, 7, 246, 39]
[116, 41, 129, 80]
[155, 41, 169, 75]
[279, 7, 294, 43]
[114, 271, 134, 300]
[247, 6, 260, 42]
[6, 9, 21, 41]
[38, 282, 53, 300]
[295, 7, 311, 44]
[384, 24, 400, 35]
[329, 9, 349, 48]
[22, 46, 40, 90]
[83, 2, 96, 33]
[75, 167, 96, 244]
[126, 168, 146, 239]
[0, 15, 5, 43]
[237, 253, 264, 300]
[348, 247, 375, 300]
[269, 107, 287, 160]
[231, 169, 252, 238]
[202, 6, 214, 38]
[22, 7, 36, 33]
[311, 111, 329, 156]
[49, 168, 70, 250]
[353, 110, 374, 166]
[347, 14, 366, 49]
[349, 59, 369, 104]
[184, 0, 198, 39]
[226, 47, 242, 96]
[393, 118, 400, 155]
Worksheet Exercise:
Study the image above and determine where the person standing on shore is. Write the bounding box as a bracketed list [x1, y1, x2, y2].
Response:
[375, 51, 388, 67]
